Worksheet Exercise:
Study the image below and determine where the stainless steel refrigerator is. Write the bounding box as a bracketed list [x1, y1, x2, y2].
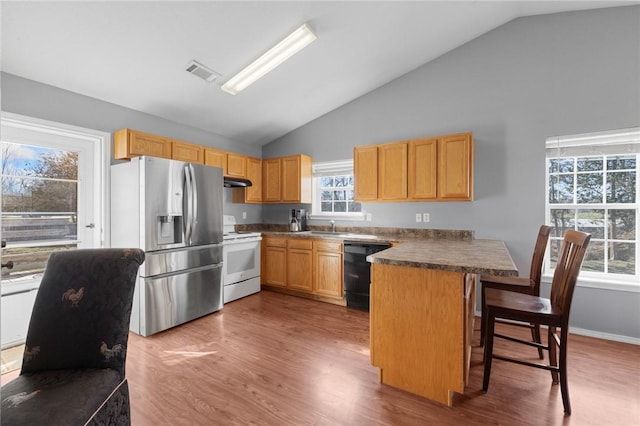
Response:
[111, 156, 223, 336]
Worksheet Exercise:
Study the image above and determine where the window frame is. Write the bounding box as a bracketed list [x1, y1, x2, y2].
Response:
[1, 112, 110, 296]
[310, 159, 364, 220]
[544, 128, 639, 292]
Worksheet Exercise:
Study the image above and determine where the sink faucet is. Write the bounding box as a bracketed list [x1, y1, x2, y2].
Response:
[330, 220, 336, 233]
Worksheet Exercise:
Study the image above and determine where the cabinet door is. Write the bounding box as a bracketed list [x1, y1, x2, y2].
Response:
[244, 157, 263, 203]
[204, 148, 227, 174]
[172, 140, 204, 164]
[287, 240, 313, 292]
[378, 142, 408, 201]
[408, 138, 437, 200]
[262, 158, 281, 202]
[281, 155, 312, 203]
[438, 133, 473, 200]
[281, 156, 301, 202]
[263, 242, 287, 287]
[226, 153, 247, 178]
[354, 146, 378, 201]
[313, 241, 343, 298]
[114, 129, 172, 160]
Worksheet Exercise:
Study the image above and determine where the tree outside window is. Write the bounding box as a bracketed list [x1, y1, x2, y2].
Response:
[319, 175, 361, 214]
[1, 142, 79, 281]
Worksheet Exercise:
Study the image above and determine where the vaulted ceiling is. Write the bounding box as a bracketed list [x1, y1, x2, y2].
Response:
[1, 1, 633, 146]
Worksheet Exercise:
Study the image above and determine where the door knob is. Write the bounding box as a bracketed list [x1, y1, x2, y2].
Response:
[1, 240, 14, 269]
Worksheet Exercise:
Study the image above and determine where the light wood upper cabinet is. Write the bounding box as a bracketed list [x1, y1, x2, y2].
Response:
[354, 146, 378, 201]
[437, 133, 473, 200]
[262, 154, 312, 203]
[204, 148, 227, 174]
[354, 132, 473, 202]
[233, 156, 262, 204]
[172, 140, 204, 164]
[287, 239, 313, 292]
[378, 142, 408, 201]
[282, 155, 312, 203]
[313, 241, 343, 298]
[114, 129, 172, 160]
[408, 137, 437, 200]
[262, 158, 282, 202]
[226, 153, 247, 178]
[281, 156, 301, 202]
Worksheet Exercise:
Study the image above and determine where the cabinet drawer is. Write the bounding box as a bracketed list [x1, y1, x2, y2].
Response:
[288, 239, 313, 250]
[264, 237, 287, 248]
[314, 241, 342, 252]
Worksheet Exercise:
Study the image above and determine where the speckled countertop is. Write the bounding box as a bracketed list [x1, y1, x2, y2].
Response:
[366, 239, 517, 276]
[250, 224, 517, 277]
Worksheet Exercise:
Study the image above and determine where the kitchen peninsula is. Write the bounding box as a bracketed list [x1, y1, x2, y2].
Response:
[367, 239, 517, 406]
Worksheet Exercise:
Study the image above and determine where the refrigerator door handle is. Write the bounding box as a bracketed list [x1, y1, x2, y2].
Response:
[189, 163, 198, 241]
[184, 163, 194, 245]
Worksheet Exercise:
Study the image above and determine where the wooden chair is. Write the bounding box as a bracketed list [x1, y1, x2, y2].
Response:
[482, 230, 591, 415]
[480, 225, 551, 359]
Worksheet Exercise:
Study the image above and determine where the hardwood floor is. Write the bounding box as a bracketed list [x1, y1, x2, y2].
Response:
[120, 291, 640, 425]
[3, 290, 639, 424]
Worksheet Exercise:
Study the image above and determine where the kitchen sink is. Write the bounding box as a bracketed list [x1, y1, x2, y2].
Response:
[303, 231, 379, 239]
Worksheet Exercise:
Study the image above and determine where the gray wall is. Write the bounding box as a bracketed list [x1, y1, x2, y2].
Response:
[263, 6, 640, 340]
[1, 72, 263, 224]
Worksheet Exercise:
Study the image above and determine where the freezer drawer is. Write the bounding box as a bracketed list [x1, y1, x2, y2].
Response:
[136, 263, 223, 336]
[142, 244, 222, 277]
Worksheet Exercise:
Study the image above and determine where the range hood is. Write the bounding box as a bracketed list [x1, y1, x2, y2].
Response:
[223, 177, 252, 188]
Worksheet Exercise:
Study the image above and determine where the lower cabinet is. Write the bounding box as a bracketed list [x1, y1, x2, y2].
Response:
[287, 239, 313, 292]
[262, 237, 287, 287]
[262, 236, 344, 304]
[313, 241, 343, 298]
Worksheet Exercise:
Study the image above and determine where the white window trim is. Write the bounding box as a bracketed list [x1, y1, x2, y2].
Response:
[544, 127, 639, 290]
[542, 274, 640, 293]
[311, 159, 365, 220]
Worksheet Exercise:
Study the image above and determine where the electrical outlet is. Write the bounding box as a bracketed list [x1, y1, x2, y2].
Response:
[415, 213, 422, 223]
[366, 213, 372, 221]
[423, 213, 430, 222]
[242, 212, 247, 219]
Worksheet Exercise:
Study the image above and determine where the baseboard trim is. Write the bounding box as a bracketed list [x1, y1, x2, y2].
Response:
[568, 327, 640, 345]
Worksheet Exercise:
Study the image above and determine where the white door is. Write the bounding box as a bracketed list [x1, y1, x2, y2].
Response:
[1, 113, 108, 349]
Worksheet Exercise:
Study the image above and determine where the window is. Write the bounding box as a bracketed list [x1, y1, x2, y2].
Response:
[545, 128, 639, 286]
[1, 113, 108, 289]
[312, 160, 362, 218]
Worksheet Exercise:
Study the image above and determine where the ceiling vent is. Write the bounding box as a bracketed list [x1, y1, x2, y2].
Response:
[186, 60, 220, 82]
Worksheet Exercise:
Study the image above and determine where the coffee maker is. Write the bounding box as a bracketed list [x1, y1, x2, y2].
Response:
[290, 208, 308, 232]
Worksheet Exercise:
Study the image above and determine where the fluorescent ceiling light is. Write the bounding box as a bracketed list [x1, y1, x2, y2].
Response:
[221, 23, 317, 95]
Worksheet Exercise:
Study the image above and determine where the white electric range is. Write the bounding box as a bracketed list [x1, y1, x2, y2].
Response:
[222, 215, 262, 303]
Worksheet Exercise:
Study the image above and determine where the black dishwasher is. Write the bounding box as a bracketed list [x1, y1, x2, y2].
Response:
[343, 241, 391, 310]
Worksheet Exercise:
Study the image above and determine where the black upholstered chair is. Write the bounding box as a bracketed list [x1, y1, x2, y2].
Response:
[1, 248, 144, 425]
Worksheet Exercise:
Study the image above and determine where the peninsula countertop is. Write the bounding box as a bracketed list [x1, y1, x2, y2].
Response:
[366, 238, 518, 276]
